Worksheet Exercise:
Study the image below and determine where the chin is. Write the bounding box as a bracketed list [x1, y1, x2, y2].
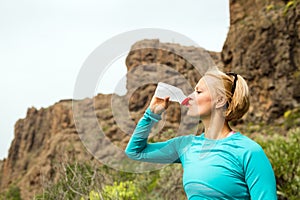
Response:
[187, 110, 200, 117]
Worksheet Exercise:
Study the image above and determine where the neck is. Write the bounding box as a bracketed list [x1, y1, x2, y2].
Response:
[201, 112, 232, 140]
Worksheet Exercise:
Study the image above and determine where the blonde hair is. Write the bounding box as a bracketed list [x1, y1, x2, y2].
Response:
[204, 69, 250, 121]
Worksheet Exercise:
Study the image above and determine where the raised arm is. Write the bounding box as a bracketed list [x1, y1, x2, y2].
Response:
[125, 107, 182, 163]
[125, 96, 190, 163]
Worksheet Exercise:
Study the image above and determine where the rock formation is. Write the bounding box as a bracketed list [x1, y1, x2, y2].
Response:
[222, 0, 300, 122]
[0, 100, 91, 199]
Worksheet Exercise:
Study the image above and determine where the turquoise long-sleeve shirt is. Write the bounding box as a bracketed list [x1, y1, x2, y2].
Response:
[125, 108, 277, 199]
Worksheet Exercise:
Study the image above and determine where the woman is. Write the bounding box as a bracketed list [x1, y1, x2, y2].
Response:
[125, 69, 277, 199]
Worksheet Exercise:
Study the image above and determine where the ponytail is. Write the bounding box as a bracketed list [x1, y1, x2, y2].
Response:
[225, 74, 250, 121]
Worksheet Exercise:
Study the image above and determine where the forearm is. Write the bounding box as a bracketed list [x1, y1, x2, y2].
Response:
[125, 107, 161, 159]
[125, 108, 181, 163]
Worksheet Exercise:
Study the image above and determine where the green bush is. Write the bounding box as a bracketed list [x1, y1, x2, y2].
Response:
[82, 190, 102, 200]
[79, 165, 184, 200]
[34, 162, 105, 200]
[102, 181, 141, 200]
[0, 185, 22, 200]
[283, 108, 300, 129]
[255, 128, 300, 199]
[35, 159, 186, 200]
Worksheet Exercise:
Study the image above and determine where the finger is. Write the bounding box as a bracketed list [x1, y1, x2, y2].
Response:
[164, 96, 170, 109]
[150, 96, 159, 105]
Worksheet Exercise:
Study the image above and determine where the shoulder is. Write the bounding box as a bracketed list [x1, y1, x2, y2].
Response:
[234, 134, 271, 166]
[170, 134, 195, 144]
[231, 133, 268, 165]
[167, 134, 195, 152]
[234, 133, 263, 152]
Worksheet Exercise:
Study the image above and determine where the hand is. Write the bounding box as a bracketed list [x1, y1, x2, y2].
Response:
[149, 96, 170, 114]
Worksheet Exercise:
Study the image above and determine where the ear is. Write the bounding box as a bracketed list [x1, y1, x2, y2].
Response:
[215, 96, 227, 109]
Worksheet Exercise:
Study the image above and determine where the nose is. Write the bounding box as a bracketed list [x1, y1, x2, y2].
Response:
[188, 92, 194, 99]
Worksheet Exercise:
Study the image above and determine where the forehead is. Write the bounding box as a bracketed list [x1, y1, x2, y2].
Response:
[195, 75, 224, 92]
[195, 76, 217, 88]
[195, 78, 207, 90]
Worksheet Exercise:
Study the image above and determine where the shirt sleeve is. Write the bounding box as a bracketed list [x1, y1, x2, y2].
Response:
[125, 107, 183, 163]
[243, 143, 277, 200]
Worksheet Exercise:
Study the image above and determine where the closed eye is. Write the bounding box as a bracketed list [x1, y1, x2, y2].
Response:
[196, 90, 202, 94]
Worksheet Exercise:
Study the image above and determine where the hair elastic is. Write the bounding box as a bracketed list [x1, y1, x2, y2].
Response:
[226, 72, 238, 96]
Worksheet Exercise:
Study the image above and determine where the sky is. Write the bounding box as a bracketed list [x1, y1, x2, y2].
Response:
[0, 0, 230, 159]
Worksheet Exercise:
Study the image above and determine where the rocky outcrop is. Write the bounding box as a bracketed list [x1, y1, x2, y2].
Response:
[222, 0, 300, 122]
[0, 100, 91, 199]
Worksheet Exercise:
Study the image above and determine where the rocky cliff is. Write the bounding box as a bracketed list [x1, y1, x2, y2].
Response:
[0, 0, 299, 199]
[0, 100, 91, 199]
[223, 0, 300, 122]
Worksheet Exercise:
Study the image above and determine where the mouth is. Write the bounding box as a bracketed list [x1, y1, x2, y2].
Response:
[181, 97, 191, 106]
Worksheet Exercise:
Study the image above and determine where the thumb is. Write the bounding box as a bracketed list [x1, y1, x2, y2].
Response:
[163, 96, 170, 109]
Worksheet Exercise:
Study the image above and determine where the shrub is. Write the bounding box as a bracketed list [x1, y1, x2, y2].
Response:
[0, 185, 22, 200]
[80, 190, 102, 200]
[255, 128, 300, 199]
[102, 181, 141, 200]
[34, 162, 105, 200]
[283, 108, 300, 129]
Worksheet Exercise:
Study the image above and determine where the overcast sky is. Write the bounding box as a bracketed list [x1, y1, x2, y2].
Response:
[0, 0, 230, 159]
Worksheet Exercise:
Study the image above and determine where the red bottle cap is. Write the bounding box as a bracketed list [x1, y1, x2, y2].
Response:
[181, 97, 190, 106]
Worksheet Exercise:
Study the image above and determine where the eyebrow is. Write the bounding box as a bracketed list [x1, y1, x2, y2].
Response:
[194, 86, 202, 91]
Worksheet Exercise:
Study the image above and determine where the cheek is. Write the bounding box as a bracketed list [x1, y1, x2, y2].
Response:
[188, 95, 213, 116]
[196, 95, 213, 106]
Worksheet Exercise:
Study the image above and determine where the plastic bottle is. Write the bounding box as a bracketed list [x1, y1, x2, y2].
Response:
[154, 82, 190, 106]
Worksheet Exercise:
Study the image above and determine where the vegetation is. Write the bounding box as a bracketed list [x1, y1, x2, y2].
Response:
[264, 0, 299, 14]
[0, 185, 22, 200]
[33, 162, 184, 200]
[255, 128, 300, 199]
[102, 181, 141, 200]
[283, 0, 298, 15]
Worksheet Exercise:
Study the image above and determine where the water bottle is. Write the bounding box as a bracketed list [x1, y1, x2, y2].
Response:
[154, 82, 190, 106]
